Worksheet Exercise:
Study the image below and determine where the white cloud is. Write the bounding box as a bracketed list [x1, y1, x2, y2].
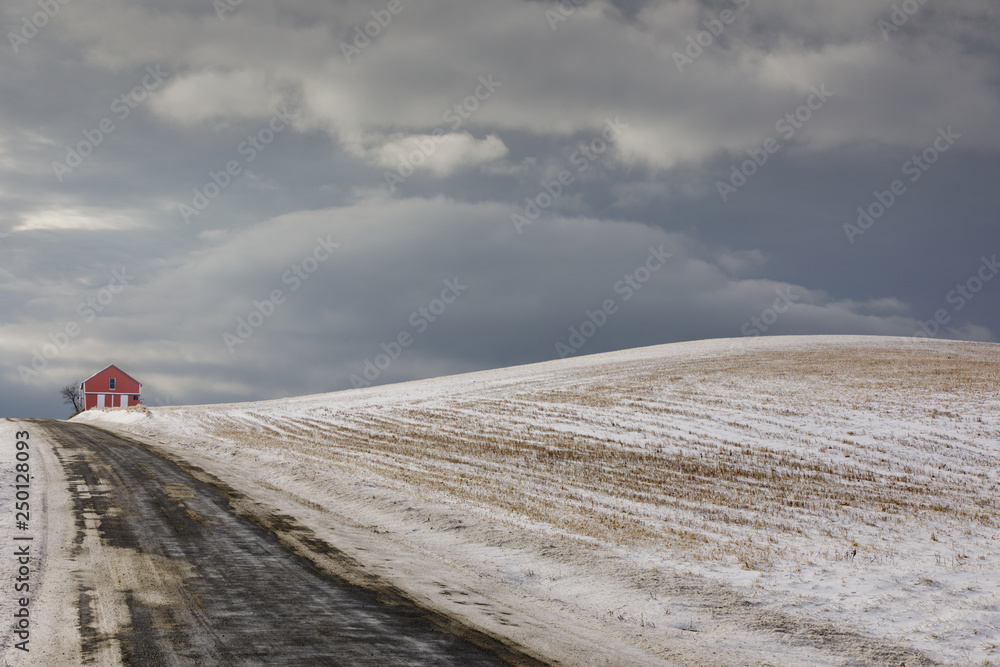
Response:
[14, 208, 141, 232]
[104, 194, 948, 361]
[151, 69, 288, 127]
[56, 0, 1000, 170]
[362, 132, 508, 176]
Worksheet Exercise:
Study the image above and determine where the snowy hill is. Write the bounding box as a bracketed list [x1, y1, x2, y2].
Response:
[76, 335, 1000, 665]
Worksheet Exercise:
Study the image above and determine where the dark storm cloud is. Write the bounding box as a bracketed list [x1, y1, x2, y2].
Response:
[1, 0, 998, 417]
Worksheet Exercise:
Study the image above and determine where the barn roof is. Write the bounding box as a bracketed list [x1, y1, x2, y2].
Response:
[81, 364, 142, 387]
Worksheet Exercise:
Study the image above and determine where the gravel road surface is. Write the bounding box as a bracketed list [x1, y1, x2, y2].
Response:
[38, 420, 543, 666]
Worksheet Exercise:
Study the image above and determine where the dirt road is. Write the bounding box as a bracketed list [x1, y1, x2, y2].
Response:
[36, 419, 544, 666]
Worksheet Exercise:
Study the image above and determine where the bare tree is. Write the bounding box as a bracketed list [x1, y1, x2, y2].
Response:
[61, 382, 83, 414]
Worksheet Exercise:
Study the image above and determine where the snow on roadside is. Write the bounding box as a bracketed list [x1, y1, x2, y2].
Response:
[0, 420, 83, 667]
[0, 421, 45, 664]
[77, 335, 1000, 665]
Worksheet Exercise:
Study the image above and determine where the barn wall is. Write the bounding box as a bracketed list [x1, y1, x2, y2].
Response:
[82, 366, 141, 410]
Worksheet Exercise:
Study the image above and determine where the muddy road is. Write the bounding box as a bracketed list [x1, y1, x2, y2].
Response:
[37, 420, 544, 666]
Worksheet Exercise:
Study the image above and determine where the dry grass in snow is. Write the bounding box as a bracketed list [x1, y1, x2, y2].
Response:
[77, 335, 1000, 665]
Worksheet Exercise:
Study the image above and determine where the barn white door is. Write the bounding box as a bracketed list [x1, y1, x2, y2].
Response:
[97, 394, 105, 408]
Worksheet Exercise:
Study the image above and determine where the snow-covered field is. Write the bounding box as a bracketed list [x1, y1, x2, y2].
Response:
[76, 335, 1000, 665]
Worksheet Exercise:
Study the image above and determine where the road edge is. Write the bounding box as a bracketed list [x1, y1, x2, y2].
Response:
[3, 419, 84, 666]
[79, 421, 678, 667]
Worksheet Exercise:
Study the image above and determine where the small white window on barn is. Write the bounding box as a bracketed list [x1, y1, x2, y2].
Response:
[109, 377, 116, 390]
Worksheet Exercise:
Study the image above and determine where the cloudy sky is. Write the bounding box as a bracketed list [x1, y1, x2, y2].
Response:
[3, 0, 999, 418]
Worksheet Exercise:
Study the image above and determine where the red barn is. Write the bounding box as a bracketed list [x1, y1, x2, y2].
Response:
[80, 365, 142, 410]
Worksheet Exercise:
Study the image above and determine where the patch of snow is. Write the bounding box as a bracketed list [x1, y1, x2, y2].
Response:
[76, 335, 1000, 665]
